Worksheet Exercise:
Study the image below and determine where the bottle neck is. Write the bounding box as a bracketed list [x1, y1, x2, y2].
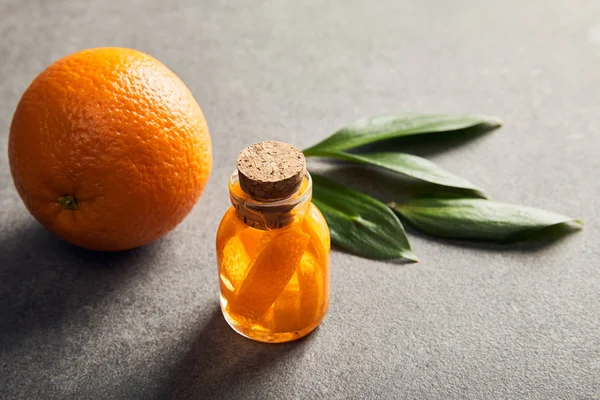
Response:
[229, 171, 312, 230]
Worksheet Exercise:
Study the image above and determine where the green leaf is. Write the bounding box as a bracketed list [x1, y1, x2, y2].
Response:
[390, 198, 583, 242]
[311, 174, 418, 261]
[306, 150, 487, 199]
[304, 113, 502, 155]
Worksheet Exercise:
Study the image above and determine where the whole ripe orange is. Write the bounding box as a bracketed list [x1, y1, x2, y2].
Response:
[8, 48, 212, 251]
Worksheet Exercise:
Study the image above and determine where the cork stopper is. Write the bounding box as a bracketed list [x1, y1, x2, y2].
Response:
[237, 141, 306, 200]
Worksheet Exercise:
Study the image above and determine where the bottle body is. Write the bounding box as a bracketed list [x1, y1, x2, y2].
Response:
[216, 172, 330, 343]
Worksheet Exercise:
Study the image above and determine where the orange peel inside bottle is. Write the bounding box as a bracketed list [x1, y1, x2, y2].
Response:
[227, 230, 310, 322]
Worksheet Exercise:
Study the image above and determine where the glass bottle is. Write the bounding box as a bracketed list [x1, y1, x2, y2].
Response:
[216, 141, 330, 343]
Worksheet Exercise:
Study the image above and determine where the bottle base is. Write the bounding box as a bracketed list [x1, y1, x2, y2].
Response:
[221, 304, 321, 343]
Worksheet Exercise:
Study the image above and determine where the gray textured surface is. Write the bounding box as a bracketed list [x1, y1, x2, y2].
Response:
[1, 0, 599, 399]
